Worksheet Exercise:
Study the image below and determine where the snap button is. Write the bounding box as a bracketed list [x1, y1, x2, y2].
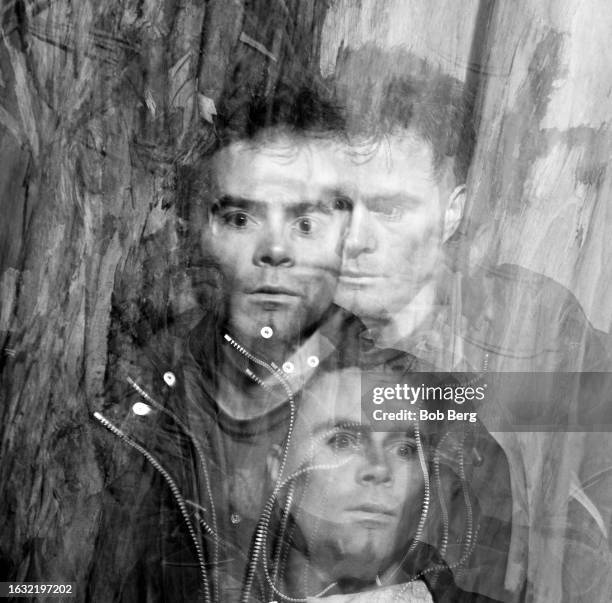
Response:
[307, 355, 319, 368]
[132, 402, 152, 416]
[163, 371, 176, 387]
[282, 361, 294, 374]
[260, 326, 273, 339]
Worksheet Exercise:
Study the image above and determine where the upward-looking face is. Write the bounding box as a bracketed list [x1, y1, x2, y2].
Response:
[271, 370, 425, 581]
[334, 133, 465, 321]
[204, 134, 349, 345]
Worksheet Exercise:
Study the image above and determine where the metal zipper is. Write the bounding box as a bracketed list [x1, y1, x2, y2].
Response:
[93, 411, 212, 603]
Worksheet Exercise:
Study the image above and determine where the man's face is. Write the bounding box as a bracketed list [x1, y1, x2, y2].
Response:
[274, 370, 425, 580]
[203, 134, 349, 345]
[333, 133, 464, 320]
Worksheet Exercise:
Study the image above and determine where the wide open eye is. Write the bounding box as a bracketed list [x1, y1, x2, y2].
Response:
[389, 439, 418, 459]
[295, 216, 314, 234]
[222, 211, 251, 228]
[327, 431, 359, 452]
[333, 195, 353, 211]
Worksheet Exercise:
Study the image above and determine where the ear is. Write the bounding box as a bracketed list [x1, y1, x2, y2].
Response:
[442, 184, 466, 242]
[267, 444, 283, 484]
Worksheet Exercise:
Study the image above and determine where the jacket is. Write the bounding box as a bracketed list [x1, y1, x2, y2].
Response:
[373, 263, 612, 601]
[88, 302, 514, 602]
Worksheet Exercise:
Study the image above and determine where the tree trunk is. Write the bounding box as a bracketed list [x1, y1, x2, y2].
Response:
[2, 0, 611, 600]
[467, 0, 612, 332]
[0, 0, 327, 594]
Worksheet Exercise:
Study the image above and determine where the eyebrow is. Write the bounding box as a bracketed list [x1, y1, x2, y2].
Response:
[311, 421, 368, 439]
[310, 420, 417, 437]
[213, 192, 350, 215]
[362, 193, 425, 208]
[212, 195, 255, 213]
[383, 430, 417, 441]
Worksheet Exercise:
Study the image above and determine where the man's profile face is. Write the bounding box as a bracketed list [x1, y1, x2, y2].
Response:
[273, 370, 425, 580]
[203, 132, 349, 345]
[333, 133, 464, 321]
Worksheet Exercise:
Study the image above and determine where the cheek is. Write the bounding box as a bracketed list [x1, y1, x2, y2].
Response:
[299, 238, 343, 271]
[386, 217, 442, 268]
[205, 235, 248, 278]
[296, 474, 348, 526]
[298, 467, 348, 502]
[405, 214, 441, 245]
[395, 466, 426, 505]
[303, 219, 347, 267]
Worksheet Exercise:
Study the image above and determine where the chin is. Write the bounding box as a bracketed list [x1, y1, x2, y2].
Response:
[230, 310, 310, 345]
[333, 539, 394, 580]
[334, 294, 384, 321]
[335, 525, 396, 558]
[335, 289, 365, 315]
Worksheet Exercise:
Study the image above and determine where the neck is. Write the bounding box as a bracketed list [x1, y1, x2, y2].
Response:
[281, 546, 339, 599]
[215, 336, 284, 420]
[215, 326, 313, 420]
[241, 333, 300, 367]
[362, 280, 437, 347]
[281, 533, 393, 599]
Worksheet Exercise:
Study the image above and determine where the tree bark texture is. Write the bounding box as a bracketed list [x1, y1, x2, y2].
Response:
[464, 2, 612, 599]
[320, 0, 612, 331]
[0, 0, 327, 594]
[1, 0, 612, 600]
[319, 7, 612, 595]
[466, 0, 612, 333]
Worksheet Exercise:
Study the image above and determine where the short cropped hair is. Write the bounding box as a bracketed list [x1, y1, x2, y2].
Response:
[181, 47, 474, 216]
[377, 75, 473, 184]
[180, 79, 347, 219]
[333, 45, 475, 184]
[215, 79, 347, 148]
[215, 49, 474, 184]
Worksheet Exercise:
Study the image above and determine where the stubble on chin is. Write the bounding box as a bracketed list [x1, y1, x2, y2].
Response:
[312, 527, 395, 580]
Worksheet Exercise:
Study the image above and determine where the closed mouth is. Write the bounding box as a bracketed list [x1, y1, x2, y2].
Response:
[251, 286, 300, 296]
[347, 503, 396, 516]
[340, 272, 380, 279]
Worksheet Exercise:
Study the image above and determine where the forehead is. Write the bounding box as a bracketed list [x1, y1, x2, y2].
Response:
[293, 371, 417, 452]
[298, 370, 363, 434]
[212, 134, 341, 203]
[338, 132, 438, 199]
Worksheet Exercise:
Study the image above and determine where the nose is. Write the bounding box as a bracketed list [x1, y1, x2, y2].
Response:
[253, 223, 294, 267]
[357, 445, 392, 486]
[344, 202, 377, 259]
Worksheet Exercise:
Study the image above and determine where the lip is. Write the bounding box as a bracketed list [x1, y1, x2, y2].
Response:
[340, 271, 381, 279]
[250, 286, 301, 296]
[339, 274, 380, 288]
[347, 503, 397, 516]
